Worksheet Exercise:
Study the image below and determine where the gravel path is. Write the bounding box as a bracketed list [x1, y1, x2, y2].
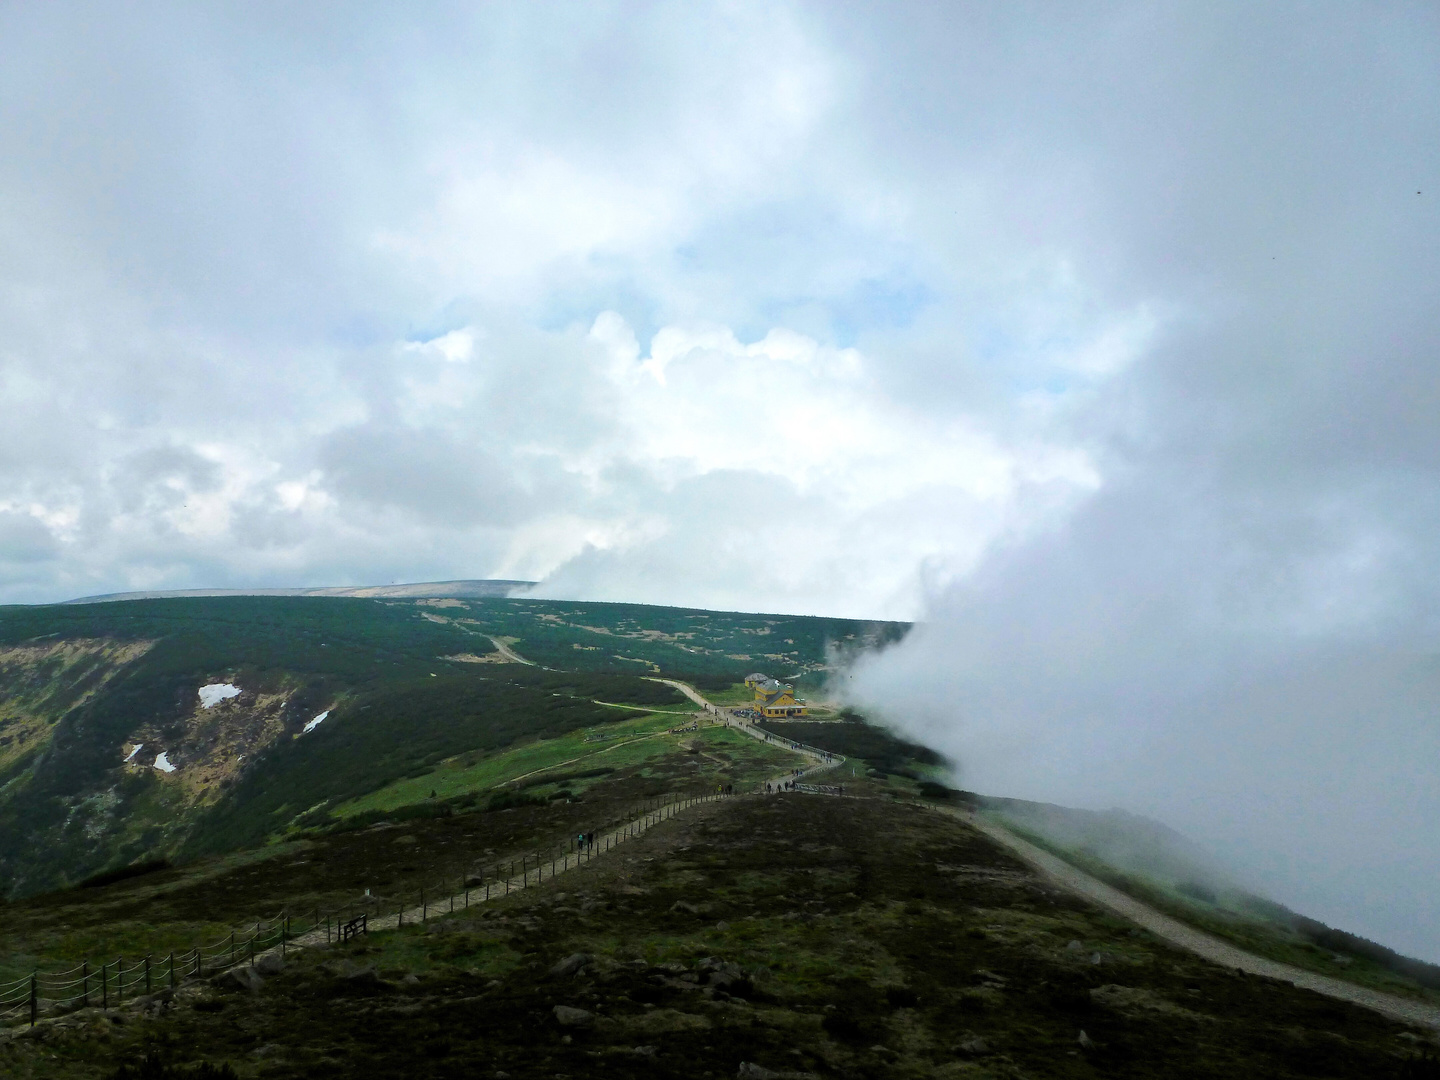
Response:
[652, 679, 840, 790]
[948, 807, 1440, 1032]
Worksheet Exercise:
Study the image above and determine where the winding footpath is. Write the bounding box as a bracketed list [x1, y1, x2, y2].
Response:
[664, 678, 1440, 1032]
[947, 806, 1440, 1032]
[653, 678, 841, 786]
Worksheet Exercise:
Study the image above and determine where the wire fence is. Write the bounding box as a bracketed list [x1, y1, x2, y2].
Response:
[1, 788, 730, 1031]
[735, 719, 846, 770]
[0, 911, 297, 1029]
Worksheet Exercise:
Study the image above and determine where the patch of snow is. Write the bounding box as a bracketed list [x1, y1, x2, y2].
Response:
[123, 743, 144, 763]
[154, 751, 176, 773]
[198, 683, 241, 709]
[301, 711, 329, 735]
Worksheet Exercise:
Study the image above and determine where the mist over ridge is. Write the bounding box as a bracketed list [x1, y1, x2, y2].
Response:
[0, 0, 1437, 981]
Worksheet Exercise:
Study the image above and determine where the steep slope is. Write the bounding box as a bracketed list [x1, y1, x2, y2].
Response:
[4, 794, 1437, 1079]
[0, 595, 897, 897]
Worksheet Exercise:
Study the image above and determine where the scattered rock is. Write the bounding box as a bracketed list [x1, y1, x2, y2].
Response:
[957, 1035, 990, 1055]
[1066, 940, 1084, 953]
[392, 834, 418, 845]
[552, 1005, 594, 1027]
[737, 1062, 819, 1079]
[1078, 1030, 1096, 1050]
[716, 920, 730, 931]
[401, 973, 420, 986]
[671, 900, 702, 915]
[254, 953, 286, 977]
[632, 1045, 657, 1057]
[327, 961, 377, 984]
[548, 953, 594, 978]
[216, 965, 264, 993]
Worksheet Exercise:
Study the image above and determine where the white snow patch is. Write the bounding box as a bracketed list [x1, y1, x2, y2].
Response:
[123, 743, 143, 763]
[198, 683, 241, 708]
[154, 751, 176, 773]
[301, 711, 329, 735]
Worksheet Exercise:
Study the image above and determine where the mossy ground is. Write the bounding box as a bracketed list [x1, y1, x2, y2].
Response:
[0, 733, 807, 986]
[329, 714, 798, 820]
[3, 795, 1436, 1079]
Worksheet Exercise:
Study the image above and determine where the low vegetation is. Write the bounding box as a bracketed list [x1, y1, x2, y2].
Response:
[985, 800, 1440, 1009]
[3, 795, 1435, 1079]
[0, 596, 903, 898]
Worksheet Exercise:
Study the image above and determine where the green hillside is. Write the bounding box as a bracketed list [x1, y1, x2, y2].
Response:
[0, 596, 904, 898]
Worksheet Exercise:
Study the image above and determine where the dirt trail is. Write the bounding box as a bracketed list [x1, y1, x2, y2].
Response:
[487, 637, 535, 665]
[652, 678, 840, 789]
[944, 806, 1440, 1032]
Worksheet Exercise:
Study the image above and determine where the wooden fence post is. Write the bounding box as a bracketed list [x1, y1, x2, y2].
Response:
[29, 971, 36, 1027]
[116, 957, 124, 1002]
[168, 953, 175, 990]
[101, 962, 108, 1010]
[230, 931, 236, 967]
[422, 889, 427, 923]
[144, 955, 151, 996]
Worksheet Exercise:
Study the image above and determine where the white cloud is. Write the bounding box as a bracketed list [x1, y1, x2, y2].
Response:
[2, 0, 1438, 964]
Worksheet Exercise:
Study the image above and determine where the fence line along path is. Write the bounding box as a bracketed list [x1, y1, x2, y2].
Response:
[650, 678, 846, 782]
[2, 790, 730, 1031]
[285, 790, 729, 948]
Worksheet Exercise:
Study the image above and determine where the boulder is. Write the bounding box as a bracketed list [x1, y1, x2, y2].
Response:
[548, 953, 594, 978]
[254, 953, 286, 977]
[217, 966, 264, 993]
[552, 1005, 594, 1027]
[737, 1063, 817, 1080]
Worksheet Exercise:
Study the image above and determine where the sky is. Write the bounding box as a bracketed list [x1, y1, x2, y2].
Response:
[2, 4, 1439, 958]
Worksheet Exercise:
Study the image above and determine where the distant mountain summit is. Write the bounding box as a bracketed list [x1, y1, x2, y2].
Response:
[60, 579, 536, 604]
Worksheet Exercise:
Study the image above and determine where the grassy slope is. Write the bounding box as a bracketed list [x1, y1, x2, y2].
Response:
[453, 597, 908, 681]
[984, 803, 1440, 1009]
[0, 598, 700, 896]
[0, 593, 897, 898]
[0, 728, 812, 987]
[4, 794, 1434, 1079]
[328, 714, 800, 821]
